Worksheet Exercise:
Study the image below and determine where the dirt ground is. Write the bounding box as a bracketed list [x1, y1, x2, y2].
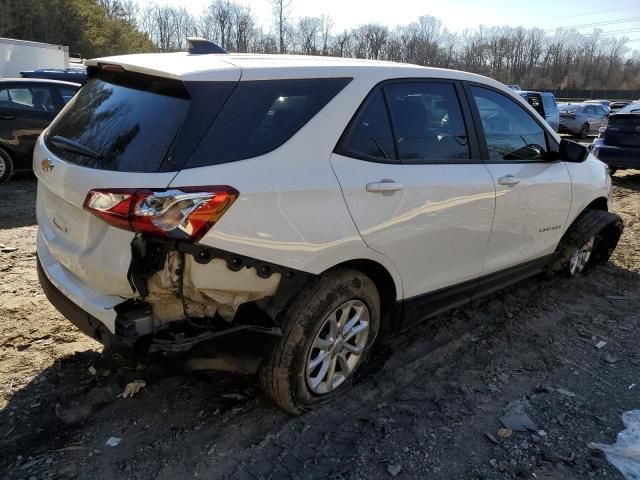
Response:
[1, 169, 639, 480]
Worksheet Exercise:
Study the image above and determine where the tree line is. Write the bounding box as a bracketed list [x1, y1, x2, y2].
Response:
[2, 0, 155, 58]
[2, 0, 639, 90]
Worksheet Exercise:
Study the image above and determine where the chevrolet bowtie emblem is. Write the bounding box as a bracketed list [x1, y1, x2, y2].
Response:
[41, 158, 55, 172]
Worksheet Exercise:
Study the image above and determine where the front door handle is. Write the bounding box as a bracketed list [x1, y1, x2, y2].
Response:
[498, 175, 521, 186]
[0, 114, 14, 120]
[366, 181, 404, 193]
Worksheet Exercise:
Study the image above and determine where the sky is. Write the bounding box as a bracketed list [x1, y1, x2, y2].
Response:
[135, 0, 640, 45]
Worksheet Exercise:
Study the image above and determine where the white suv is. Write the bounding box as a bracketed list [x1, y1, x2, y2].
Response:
[35, 39, 623, 414]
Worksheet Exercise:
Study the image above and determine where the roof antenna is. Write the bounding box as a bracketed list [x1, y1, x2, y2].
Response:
[186, 37, 229, 55]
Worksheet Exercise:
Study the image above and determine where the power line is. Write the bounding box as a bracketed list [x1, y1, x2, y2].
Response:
[534, 6, 640, 23]
[582, 28, 640, 37]
[543, 17, 640, 33]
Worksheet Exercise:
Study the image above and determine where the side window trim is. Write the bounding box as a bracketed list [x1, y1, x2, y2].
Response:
[379, 86, 400, 161]
[461, 81, 559, 163]
[334, 78, 482, 165]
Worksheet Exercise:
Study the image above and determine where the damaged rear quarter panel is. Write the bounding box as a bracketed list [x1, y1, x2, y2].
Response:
[146, 251, 281, 326]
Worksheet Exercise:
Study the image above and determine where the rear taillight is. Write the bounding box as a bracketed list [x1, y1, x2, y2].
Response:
[83, 186, 238, 242]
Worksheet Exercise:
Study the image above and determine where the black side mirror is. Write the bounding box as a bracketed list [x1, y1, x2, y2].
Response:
[560, 138, 588, 163]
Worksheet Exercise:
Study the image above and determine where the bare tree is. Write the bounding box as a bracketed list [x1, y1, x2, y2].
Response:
[320, 14, 334, 55]
[232, 4, 254, 53]
[271, 0, 292, 54]
[297, 16, 321, 55]
[332, 30, 351, 57]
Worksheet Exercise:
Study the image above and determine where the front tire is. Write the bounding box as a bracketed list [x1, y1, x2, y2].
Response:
[0, 149, 13, 183]
[579, 123, 590, 139]
[549, 210, 623, 278]
[259, 268, 380, 415]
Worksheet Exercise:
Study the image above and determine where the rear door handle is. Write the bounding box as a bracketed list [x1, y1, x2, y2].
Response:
[366, 181, 404, 193]
[0, 114, 14, 120]
[498, 175, 521, 186]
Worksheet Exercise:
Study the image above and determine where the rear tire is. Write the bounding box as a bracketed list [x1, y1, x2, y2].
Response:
[0, 149, 13, 183]
[259, 268, 380, 415]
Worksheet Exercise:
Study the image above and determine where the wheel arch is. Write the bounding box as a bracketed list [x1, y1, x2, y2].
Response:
[584, 196, 608, 212]
[565, 195, 609, 234]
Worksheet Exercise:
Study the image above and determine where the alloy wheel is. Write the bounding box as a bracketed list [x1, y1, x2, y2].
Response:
[306, 300, 370, 395]
[569, 236, 595, 276]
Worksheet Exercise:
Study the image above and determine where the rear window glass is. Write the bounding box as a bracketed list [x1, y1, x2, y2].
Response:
[45, 72, 190, 172]
[187, 78, 351, 168]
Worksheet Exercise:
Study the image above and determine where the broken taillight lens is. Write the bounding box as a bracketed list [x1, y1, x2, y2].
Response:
[83, 186, 238, 242]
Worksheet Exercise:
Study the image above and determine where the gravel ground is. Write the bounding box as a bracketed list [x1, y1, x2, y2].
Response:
[1, 169, 639, 480]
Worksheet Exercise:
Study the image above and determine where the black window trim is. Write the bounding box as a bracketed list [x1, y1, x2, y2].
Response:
[334, 77, 482, 165]
[461, 81, 560, 164]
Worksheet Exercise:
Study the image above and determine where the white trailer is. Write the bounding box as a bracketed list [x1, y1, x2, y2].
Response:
[0, 37, 70, 78]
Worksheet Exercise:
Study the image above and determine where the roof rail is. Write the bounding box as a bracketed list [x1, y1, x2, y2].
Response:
[186, 37, 228, 55]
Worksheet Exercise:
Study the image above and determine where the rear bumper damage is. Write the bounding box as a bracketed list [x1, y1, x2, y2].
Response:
[38, 233, 313, 364]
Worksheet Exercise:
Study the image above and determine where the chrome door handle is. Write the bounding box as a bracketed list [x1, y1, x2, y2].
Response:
[498, 175, 521, 186]
[366, 181, 404, 193]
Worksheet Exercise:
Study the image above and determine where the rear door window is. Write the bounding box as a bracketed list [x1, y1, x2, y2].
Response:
[0, 85, 56, 112]
[187, 78, 351, 167]
[46, 72, 191, 172]
[335, 88, 396, 162]
[384, 82, 470, 163]
[470, 86, 548, 162]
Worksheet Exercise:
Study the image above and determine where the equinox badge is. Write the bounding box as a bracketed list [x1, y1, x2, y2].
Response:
[41, 158, 55, 173]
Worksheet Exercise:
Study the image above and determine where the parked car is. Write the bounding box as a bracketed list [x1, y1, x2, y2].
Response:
[518, 90, 559, 131]
[0, 78, 80, 182]
[558, 102, 609, 138]
[609, 101, 631, 113]
[35, 40, 623, 414]
[21, 67, 88, 85]
[591, 101, 640, 174]
[584, 99, 611, 110]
